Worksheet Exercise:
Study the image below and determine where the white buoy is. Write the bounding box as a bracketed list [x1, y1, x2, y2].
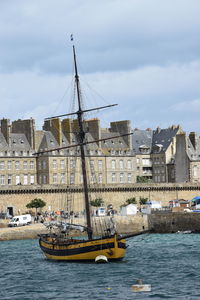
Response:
[95, 255, 108, 263]
[132, 279, 151, 292]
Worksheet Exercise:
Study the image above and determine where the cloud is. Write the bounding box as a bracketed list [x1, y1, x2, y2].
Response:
[0, 0, 200, 134]
[0, 0, 200, 74]
[171, 99, 200, 112]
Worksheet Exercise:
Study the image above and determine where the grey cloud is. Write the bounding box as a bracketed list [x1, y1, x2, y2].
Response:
[0, 0, 200, 74]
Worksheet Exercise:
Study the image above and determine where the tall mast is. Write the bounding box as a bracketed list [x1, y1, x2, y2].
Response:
[73, 45, 93, 240]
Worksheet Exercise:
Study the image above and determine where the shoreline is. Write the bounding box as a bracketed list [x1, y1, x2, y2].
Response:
[0, 223, 48, 241]
[0, 214, 147, 241]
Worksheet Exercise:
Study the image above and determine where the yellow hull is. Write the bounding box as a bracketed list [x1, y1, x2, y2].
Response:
[39, 234, 126, 261]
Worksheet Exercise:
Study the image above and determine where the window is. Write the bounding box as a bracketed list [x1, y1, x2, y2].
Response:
[111, 173, 116, 183]
[80, 174, 83, 184]
[16, 175, 20, 185]
[70, 159, 75, 169]
[43, 175, 47, 184]
[70, 173, 75, 184]
[24, 175, 28, 185]
[38, 161, 41, 170]
[0, 161, 5, 170]
[30, 161, 34, 169]
[98, 160, 102, 170]
[90, 160, 94, 168]
[99, 173, 102, 183]
[119, 160, 124, 169]
[61, 173, 65, 184]
[90, 174, 96, 183]
[53, 173, 57, 183]
[42, 160, 46, 169]
[60, 160, 65, 169]
[111, 160, 116, 169]
[142, 158, 151, 166]
[23, 161, 28, 170]
[8, 175, 12, 185]
[53, 160, 57, 169]
[193, 166, 198, 177]
[30, 175, 34, 184]
[127, 160, 132, 169]
[120, 173, 124, 183]
[15, 161, 20, 170]
[0, 175, 5, 185]
[128, 173, 132, 183]
[136, 158, 140, 164]
[7, 160, 12, 170]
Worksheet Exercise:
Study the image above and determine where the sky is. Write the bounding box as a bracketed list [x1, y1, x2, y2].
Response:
[0, 0, 200, 133]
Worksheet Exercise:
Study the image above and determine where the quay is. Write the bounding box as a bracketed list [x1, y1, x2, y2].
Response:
[1, 212, 200, 241]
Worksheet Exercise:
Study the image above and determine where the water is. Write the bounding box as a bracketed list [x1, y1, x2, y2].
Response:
[0, 234, 200, 299]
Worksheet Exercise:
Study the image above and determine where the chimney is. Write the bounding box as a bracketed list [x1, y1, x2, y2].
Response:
[85, 118, 101, 146]
[110, 120, 132, 149]
[1, 119, 11, 144]
[43, 118, 62, 146]
[62, 118, 72, 144]
[12, 118, 35, 148]
[189, 132, 198, 150]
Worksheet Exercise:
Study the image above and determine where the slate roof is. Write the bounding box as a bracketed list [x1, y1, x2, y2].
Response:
[152, 126, 180, 153]
[132, 129, 153, 154]
[0, 133, 32, 151]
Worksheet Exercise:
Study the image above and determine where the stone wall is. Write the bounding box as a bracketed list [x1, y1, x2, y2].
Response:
[1, 183, 200, 215]
[149, 212, 200, 233]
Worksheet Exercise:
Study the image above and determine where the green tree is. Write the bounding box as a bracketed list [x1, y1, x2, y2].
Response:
[137, 176, 151, 183]
[26, 198, 46, 214]
[90, 198, 104, 207]
[139, 197, 148, 206]
[125, 197, 136, 205]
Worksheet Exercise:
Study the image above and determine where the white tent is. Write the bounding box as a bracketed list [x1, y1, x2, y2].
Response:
[120, 204, 138, 216]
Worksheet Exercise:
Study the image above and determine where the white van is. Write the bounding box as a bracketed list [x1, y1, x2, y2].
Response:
[8, 214, 32, 227]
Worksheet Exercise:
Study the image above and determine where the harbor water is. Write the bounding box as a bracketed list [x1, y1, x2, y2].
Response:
[1, 233, 200, 299]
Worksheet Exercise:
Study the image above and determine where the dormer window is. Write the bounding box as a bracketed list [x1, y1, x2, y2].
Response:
[20, 140, 24, 144]
[12, 139, 16, 144]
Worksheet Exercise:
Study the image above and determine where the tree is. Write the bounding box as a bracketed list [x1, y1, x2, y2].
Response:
[139, 197, 148, 206]
[26, 198, 46, 214]
[125, 197, 136, 205]
[137, 176, 152, 183]
[90, 198, 104, 207]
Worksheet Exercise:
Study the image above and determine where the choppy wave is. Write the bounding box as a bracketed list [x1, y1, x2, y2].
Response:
[0, 234, 200, 299]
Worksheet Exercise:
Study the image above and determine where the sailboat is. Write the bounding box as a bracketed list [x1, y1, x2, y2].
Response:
[37, 41, 144, 261]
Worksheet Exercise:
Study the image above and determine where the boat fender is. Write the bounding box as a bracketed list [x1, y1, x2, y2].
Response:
[95, 255, 108, 263]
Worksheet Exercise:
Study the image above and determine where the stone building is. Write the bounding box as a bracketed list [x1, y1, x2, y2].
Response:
[132, 125, 182, 183]
[36, 118, 136, 185]
[0, 118, 37, 186]
[175, 131, 200, 183]
[132, 128, 153, 181]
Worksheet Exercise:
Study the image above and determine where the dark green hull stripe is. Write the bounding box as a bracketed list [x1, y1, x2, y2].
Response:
[39, 240, 126, 257]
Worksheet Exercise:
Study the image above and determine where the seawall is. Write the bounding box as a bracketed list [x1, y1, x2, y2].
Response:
[149, 212, 200, 233]
[1, 212, 200, 241]
[0, 215, 148, 241]
[1, 183, 200, 216]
